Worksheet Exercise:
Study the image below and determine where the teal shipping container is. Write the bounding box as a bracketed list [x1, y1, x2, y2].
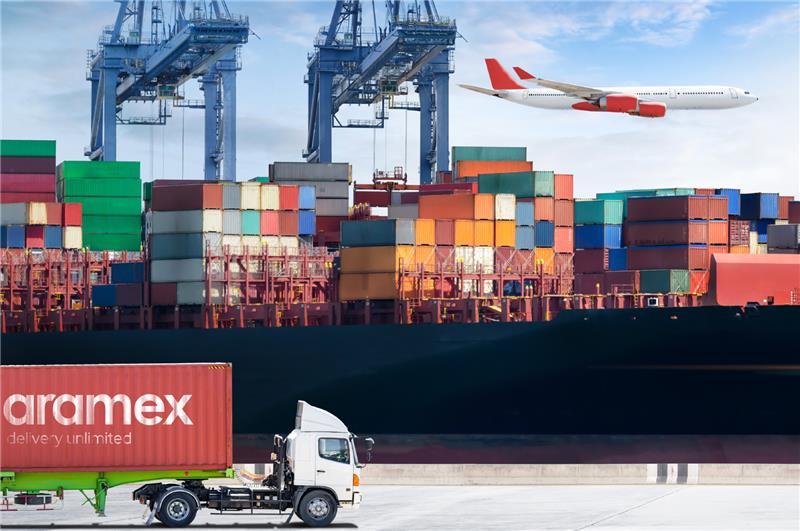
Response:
[451, 146, 527, 165]
[241, 210, 260, 235]
[533, 171, 554, 197]
[575, 199, 624, 225]
[640, 269, 690, 294]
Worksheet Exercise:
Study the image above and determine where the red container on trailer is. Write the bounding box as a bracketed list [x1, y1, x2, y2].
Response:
[25, 225, 45, 248]
[789, 201, 800, 224]
[574, 273, 605, 294]
[707, 254, 800, 305]
[728, 219, 750, 246]
[533, 197, 554, 221]
[44, 202, 62, 225]
[708, 196, 728, 220]
[553, 227, 574, 253]
[707, 220, 729, 245]
[260, 211, 280, 235]
[0, 363, 232, 472]
[278, 211, 299, 235]
[554, 174, 574, 200]
[62, 203, 83, 226]
[604, 270, 641, 294]
[554, 199, 574, 227]
[0, 156, 55, 174]
[625, 221, 708, 246]
[574, 249, 608, 273]
[151, 184, 222, 211]
[627, 245, 708, 270]
[150, 283, 178, 306]
[435, 220, 455, 246]
[778, 196, 793, 220]
[0, 173, 56, 192]
[1, 192, 56, 203]
[627, 196, 708, 221]
[353, 189, 390, 207]
[278, 185, 299, 211]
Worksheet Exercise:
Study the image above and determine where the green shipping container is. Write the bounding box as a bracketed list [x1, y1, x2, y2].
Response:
[249, 176, 271, 183]
[241, 210, 260, 235]
[143, 181, 152, 202]
[66, 196, 141, 216]
[0, 139, 56, 158]
[83, 233, 141, 252]
[451, 146, 527, 165]
[82, 215, 141, 234]
[574, 199, 623, 225]
[60, 178, 141, 199]
[478, 171, 534, 197]
[655, 188, 695, 197]
[596, 190, 657, 217]
[640, 269, 690, 294]
[533, 171, 554, 197]
[58, 161, 140, 180]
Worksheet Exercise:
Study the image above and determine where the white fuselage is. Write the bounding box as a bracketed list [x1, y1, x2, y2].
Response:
[503, 85, 757, 110]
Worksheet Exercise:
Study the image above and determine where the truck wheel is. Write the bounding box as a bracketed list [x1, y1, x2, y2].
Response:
[298, 490, 337, 527]
[157, 491, 197, 528]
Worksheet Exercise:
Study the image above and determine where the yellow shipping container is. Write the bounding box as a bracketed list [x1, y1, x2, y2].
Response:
[415, 218, 436, 246]
[339, 272, 435, 300]
[474, 220, 494, 246]
[27, 202, 48, 225]
[340, 246, 415, 273]
[414, 245, 438, 272]
[454, 219, 475, 246]
[533, 247, 555, 275]
[260, 184, 280, 210]
[495, 220, 516, 248]
[729, 244, 750, 254]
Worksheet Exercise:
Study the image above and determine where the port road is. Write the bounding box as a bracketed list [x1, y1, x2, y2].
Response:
[1, 483, 797, 529]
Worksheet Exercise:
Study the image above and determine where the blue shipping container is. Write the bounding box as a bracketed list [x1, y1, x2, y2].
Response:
[515, 202, 534, 226]
[0, 225, 25, 248]
[534, 221, 554, 247]
[608, 248, 628, 271]
[740, 193, 779, 220]
[298, 210, 316, 235]
[92, 284, 117, 307]
[111, 262, 145, 284]
[341, 219, 415, 247]
[750, 220, 774, 244]
[43, 225, 62, 248]
[515, 225, 535, 250]
[575, 224, 623, 249]
[299, 185, 316, 210]
[715, 188, 741, 216]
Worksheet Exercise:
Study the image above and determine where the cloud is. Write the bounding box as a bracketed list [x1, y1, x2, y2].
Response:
[729, 4, 800, 42]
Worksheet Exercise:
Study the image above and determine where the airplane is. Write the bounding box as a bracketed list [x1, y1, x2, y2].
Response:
[460, 59, 758, 118]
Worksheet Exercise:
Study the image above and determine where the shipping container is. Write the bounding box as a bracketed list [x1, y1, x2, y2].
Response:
[339, 272, 433, 300]
[43, 225, 62, 248]
[415, 219, 435, 246]
[25, 225, 44, 247]
[495, 220, 516, 248]
[708, 196, 729, 220]
[341, 219, 415, 247]
[315, 198, 349, 216]
[533, 171, 555, 197]
[478, 171, 534, 197]
[0, 191, 56, 204]
[778, 196, 793, 220]
[353, 189, 390, 207]
[728, 219, 750, 246]
[58, 160, 140, 180]
[268, 180, 348, 200]
[574, 199, 623, 225]
[222, 210, 241, 235]
[435, 219, 455, 246]
[515, 225, 535, 250]
[451, 146, 527, 165]
[627, 195, 710, 221]
[627, 245, 708, 270]
[260, 184, 280, 210]
[151, 258, 208, 283]
[62, 202, 82, 226]
[151, 184, 222, 211]
[604, 270, 640, 294]
[553, 226, 573, 254]
[0, 225, 25, 248]
[239, 183, 261, 210]
[0, 139, 56, 158]
[0, 173, 55, 193]
[494, 194, 516, 221]
[418, 193, 494, 220]
[608, 248, 627, 271]
[728, 244, 750, 254]
[655, 188, 695, 196]
[269, 161, 351, 182]
[454, 219, 475, 246]
[554, 173, 573, 200]
[708, 220, 729, 245]
[750, 219, 773, 243]
[420, 183, 478, 194]
[2, 156, 56, 174]
[59, 178, 141, 198]
[298, 185, 316, 210]
[474, 220, 494, 246]
[387, 204, 419, 219]
[574, 224, 622, 249]
[456, 160, 532, 179]
[241, 210, 260, 235]
[150, 282, 178, 305]
[340, 246, 419, 273]
[221, 183, 241, 210]
[83, 215, 141, 236]
[625, 220, 709, 246]
[150, 233, 222, 260]
[279, 185, 300, 211]
[573, 273, 605, 294]
[533, 197, 554, 221]
[515, 201, 534, 226]
[789, 201, 800, 224]
[693, 188, 715, 195]
[715, 188, 741, 216]
[27, 202, 49, 225]
[151, 210, 222, 234]
[62, 226, 82, 249]
[767, 224, 800, 249]
[177, 282, 224, 305]
[298, 210, 316, 236]
[554, 199, 574, 227]
[740, 193, 779, 220]
[92, 283, 143, 307]
[534, 221, 554, 247]
[111, 262, 145, 284]
[707, 254, 800, 305]
[0, 203, 26, 225]
[533, 247, 555, 274]
[640, 269, 691, 293]
[574, 249, 609, 274]
[278, 211, 299, 236]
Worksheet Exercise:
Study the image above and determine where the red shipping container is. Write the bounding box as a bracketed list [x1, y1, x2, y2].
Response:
[116, 283, 143, 306]
[625, 221, 708, 246]
[435, 246, 455, 271]
[151, 184, 222, 211]
[418, 193, 494, 220]
[150, 283, 178, 305]
[694, 188, 715, 195]
[260, 211, 280, 235]
[316, 216, 346, 235]
[435, 219, 455, 246]
[604, 271, 641, 293]
[420, 183, 478, 194]
[789, 201, 800, 224]
[495, 247, 514, 271]
[708, 196, 728, 220]
[708, 245, 728, 268]
[456, 160, 532, 178]
[278, 185, 299, 211]
[778, 196, 793, 220]
[353, 189, 390, 207]
[627, 245, 708, 270]
[62, 203, 82, 226]
[574, 273, 605, 294]
[574, 249, 608, 273]
[553, 226, 574, 253]
[0, 173, 56, 192]
[25, 225, 44, 248]
[554, 252, 573, 275]
[728, 219, 750, 246]
[1, 192, 56, 203]
[690, 270, 710, 294]
[151, 179, 208, 187]
[400, 192, 420, 204]
[1, 156, 55, 174]
[707, 254, 800, 305]
[0, 363, 232, 472]
[554, 174, 574, 200]
[278, 211, 299, 235]
[707, 220, 729, 245]
[533, 197, 554, 221]
[44, 202, 62, 225]
[554, 199, 574, 227]
[627, 196, 708, 221]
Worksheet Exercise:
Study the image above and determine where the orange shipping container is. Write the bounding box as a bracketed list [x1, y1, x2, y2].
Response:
[456, 160, 532, 179]
[708, 220, 729, 245]
[340, 246, 416, 273]
[554, 227, 574, 253]
[533, 247, 555, 275]
[0, 363, 232, 472]
[418, 193, 494, 220]
[474, 220, 495, 246]
[495, 220, 516, 247]
[534, 197, 555, 221]
[415, 218, 435, 246]
[454, 219, 475, 246]
[729, 244, 750, 254]
[554, 199, 574, 227]
[554, 174, 574, 200]
[339, 272, 434, 300]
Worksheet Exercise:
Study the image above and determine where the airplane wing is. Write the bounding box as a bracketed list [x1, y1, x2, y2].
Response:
[459, 84, 504, 98]
[513, 66, 608, 100]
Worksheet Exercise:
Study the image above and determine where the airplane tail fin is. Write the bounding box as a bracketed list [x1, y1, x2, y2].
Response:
[513, 66, 536, 81]
[485, 59, 525, 90]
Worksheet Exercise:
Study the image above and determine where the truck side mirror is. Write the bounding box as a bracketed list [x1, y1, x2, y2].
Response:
[365, 437, 375, 462]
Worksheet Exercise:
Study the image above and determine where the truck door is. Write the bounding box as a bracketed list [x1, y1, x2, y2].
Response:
[316, 437, 354, 502]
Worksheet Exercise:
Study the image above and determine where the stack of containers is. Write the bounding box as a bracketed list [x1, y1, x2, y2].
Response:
[553, 173, 574, 274]
[276, 184, 300, 253]
[451, 146, 529, 180]
[266, 162, 350, 245]
[767, 224, 800, 254]
[531, 171, 556, 274]
[740, 192, 779, 254]
[0, 201, 83, 249]
[1, 140, 57, 203]
[91, 262, 145, 307]
[57, 161, 142, 251]
[573, 199, 624, 294]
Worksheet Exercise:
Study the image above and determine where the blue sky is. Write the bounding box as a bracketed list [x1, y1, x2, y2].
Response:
[1, 1, 798, 197]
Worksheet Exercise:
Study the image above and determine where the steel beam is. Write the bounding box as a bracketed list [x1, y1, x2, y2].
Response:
[316, 70, 334, 163]
[202, 67, 219, 180]
[102, 67, 120, 161]
[434, 66, 449, 175]
[220, 51, 237, 181]
[418, 78, 433, 183]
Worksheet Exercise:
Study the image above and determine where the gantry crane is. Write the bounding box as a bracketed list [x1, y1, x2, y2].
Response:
[305, 1, 457, 184]
[86, 1, 249, 180]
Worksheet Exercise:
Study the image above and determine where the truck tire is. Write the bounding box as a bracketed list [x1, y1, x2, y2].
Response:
[157, 490, 198, 528]
[297, 490, 337, 527]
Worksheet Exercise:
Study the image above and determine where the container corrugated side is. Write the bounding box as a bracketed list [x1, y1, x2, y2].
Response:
[151, 259, 208, 283]
[0, 139, 56, 158]
[260, 184, 280, 210]
[151, 210, 222, 234]
[494, 194, 516, 221]
[240, 183, 261, 210]
[316, 198, 349, 216]
[222, 183, 241, 210]
[767, 224, 800, 249]
[177, 282, 224, 305]
[415, 219, 435, 246]
[150, 233, 222, 260]
[222, 210, 241, 235]
[270, 162, 351, 182]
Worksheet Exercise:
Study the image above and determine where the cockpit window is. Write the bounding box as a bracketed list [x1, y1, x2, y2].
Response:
[744, 91, 750, 95]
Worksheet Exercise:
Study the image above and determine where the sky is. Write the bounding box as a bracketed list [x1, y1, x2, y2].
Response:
[1, 1, 798, 198]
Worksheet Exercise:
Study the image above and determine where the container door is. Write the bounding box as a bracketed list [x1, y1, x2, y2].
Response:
[315, 437, 354, 502]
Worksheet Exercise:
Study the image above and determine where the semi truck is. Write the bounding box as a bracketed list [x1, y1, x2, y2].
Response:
[0, 363, 372, 527]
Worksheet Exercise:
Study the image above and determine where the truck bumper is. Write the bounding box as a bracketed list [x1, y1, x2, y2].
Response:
[351, 492, 362, 509]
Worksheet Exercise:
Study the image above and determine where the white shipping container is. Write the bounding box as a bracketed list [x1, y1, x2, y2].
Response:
[474, 246, 496, 273]
[261, 235, 281, 253]
[222, 210, 241, 235]
[62, 226, 83, 249]
[151, 259, 206, 282]
[388, 204, 419, 219]
[279, 236, 300, 254]
[454, 246, 475, 273]
[0, 203, 27, 225]
[462, 279, 495, 297]
[316, 198, 349, 216]
[241, 235, 262, 252]
[177, 281, 223, 305]
[495, 194, 516, 221]
[222, 235, 243, 252]
[240, 183, 261, 210]
[260, 184, 280, 210]
[27, 202, 48, 225]
[151, 210, 223, 234]
[270, 162, 351, 182]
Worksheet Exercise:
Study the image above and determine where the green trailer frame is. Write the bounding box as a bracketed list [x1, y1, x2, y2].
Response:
[1, 468, 233, 515]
